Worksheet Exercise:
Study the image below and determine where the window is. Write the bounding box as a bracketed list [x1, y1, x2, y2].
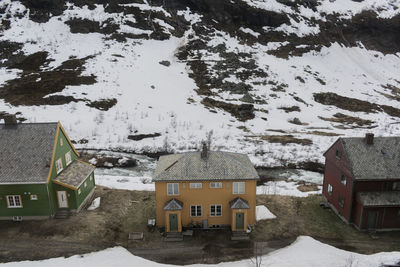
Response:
[30, 195, 38, 200]
[78, 188, 81, 195]
[90, 174, 93, 181]
[210, 204, 222, 216]
[190, 205, 202, 217]
[190, 183, 202, 189]
[84, 181, 87, 188]
[233, 182, 245, 194]
[210, 182, 222, 188]
[65, 151, 72, 166]
[7, 195, 22, 208]
[341, 174, 347, 186]
[338, 196, 344, 208]
[60, 138, 63, 146]
[393, 182, 400, 191]
[327, 184, 333, 195]
[167, 183, 179, 195]
[55, 158, 63, 174]
[335, 149, 341, 159]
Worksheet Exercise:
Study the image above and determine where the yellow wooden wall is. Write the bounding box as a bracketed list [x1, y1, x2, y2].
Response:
[155, 180, 257, 230]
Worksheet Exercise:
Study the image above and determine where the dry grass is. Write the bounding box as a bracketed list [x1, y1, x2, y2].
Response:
[259, 135, 312, 146]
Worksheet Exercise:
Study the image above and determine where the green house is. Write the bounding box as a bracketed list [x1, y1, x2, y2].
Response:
[0, 116, 96, 220]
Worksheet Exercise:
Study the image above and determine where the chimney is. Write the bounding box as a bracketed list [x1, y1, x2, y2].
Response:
[3, 114, 17, 125]
[365, 133, 374, 145]
[200, 142, 208, 160]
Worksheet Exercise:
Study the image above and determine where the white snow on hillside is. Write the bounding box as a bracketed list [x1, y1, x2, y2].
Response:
[2, 236, 399, 267]
[1, 1, 400, 167]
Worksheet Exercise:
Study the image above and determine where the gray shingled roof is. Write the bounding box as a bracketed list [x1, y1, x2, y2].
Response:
[163, 199, 183, 211]
[54, 160, 95, 188]
[341, 137, 400, 180]
[230, 197, 250, 209]
[153, 151, 259, 181]
[358, 191, 400, 207]
[0, 123, 58, 184]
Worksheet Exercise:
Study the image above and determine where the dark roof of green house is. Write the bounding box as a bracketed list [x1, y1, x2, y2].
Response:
[340, 137, 400, 180]
[0, 123, 58, 184]
[163, 198, 183, 211]
[230, 197, 250, 209]
[358, 191, 400, 207]
[54, 160, 95, 188]
[153, 151, 259, 182]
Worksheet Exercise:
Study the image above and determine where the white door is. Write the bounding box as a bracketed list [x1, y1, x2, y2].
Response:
[57, 191, 68, 208]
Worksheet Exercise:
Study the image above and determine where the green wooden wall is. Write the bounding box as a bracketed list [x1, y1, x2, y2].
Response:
[0, 184, 51, 217]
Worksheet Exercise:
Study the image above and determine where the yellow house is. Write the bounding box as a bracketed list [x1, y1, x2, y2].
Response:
[153, 145, 259, 233]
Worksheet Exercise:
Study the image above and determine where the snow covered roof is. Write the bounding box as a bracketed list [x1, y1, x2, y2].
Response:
[340, 137, 400, 180]
[0, 123, 58, 184]
[163, 198, 183, 211]
[152, 151, 259, 181]
[358, 191, 400, 207]
[54, 160, 95, 188]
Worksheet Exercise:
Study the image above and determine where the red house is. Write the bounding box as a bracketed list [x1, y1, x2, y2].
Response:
[323, 133, 400, 231]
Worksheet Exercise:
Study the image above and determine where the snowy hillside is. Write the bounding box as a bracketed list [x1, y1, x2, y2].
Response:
[2, 236, 400, 267]
[0, 0, 400, 166]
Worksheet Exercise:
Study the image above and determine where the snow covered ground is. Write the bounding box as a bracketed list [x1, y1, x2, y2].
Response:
[2, 236, 399, 267]
[1, 1, 400, 167]
[256, 205, 276, 221]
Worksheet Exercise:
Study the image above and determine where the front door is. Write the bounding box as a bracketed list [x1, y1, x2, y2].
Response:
[236, 212, 244, 230]
[169, 214, 178, 231]
[367, 211, 378, 229]
[57, 191, 68, 208]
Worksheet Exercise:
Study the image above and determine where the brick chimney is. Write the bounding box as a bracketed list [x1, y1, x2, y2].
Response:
[365, 133, 374, 145]
[200, 142, 208, 160]
[3, 114, 17, 125]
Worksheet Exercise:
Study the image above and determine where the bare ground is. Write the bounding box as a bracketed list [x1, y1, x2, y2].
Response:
[0, 187, 400, 264]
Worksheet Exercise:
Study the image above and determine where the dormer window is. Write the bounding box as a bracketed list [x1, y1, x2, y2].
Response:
[65, 151, 72, 166]
[56, 158, 63, 174]
[335, 149, 341, 159]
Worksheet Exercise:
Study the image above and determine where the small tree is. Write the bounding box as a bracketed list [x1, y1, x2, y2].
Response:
[251, 242, 264, 267]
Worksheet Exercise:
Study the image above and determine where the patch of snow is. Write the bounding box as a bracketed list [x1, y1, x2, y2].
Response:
[3, 236, 400, 267]
[87, 197, 101, 211]
[88, 158, 98, 165]
[257, 181, 321, 197]
[103, 162, 113, 168]
[256, 205, 276, 221]
[239, 27, 260, 38]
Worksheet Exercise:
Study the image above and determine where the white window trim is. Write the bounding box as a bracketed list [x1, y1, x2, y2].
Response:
[30, 195, 38, 200]
[167, 183, 179, 196]
[65, 151, 72, 166]
[190, 205, 202, 217]
[210, 204, 222, 217]
[327, 184, 333, 195]
[56, 158, 63, 174]
[78, 188, 82, 195]
[7, 195, 22, 208]
[341, 174, 347, 186]
[210, 182, 222, 188]
[190, 183, 202, 189]
[233, 182, 245, 194]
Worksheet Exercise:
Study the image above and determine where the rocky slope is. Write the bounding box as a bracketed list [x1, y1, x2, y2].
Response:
[0, 0, 399, 166]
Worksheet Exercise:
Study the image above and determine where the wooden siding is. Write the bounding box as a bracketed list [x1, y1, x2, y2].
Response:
[155, 180, 257, 230]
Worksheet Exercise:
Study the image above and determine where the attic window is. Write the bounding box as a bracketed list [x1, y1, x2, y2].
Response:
[55, 158, 63, 174]
[341, 174, 347, 186]
[60, 138, 63, 147]
[335, 150, 341, 159]
[65, 151, 72, 166]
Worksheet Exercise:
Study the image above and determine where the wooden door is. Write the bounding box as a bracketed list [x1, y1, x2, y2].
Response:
[57, 191, 68, 208]
[236, 212, 244, 230]
[169, 214, 178, 231]
[367, 211, 378, 229]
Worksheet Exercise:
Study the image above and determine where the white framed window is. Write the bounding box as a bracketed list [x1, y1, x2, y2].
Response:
[84, 181, 87, 188]
[335, 149, 341, 159]
[90, 174, 93, 181]
[60, 138, 63, 147]
[341, 174, 347, 186]
[327, 184, 333, 195]
[30, 195, 38, 200]
[55, 158, 63, 174]
[7, 195, 22, 208]
[210, 204, 222, 216]
[233, 182, 245, 194]
[65, 151, 72, 166]
[190, 205, 202, 217]
[210, 182, 222, 188]
[190, 183, 202, 189]
[167, 183, 179, 195]
[78, 188, 81, 195]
